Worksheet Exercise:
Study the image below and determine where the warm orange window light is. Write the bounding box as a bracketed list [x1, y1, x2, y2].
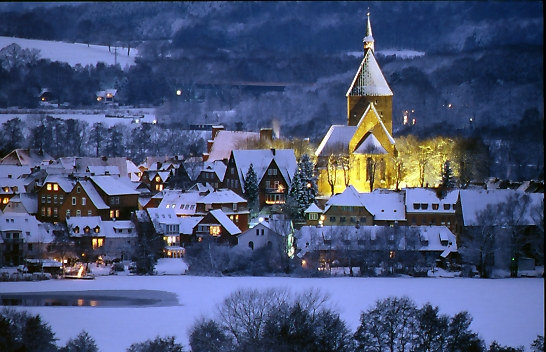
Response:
[210, 226, 221, 236]
[92, 238, 104, 249]
[47, 184, 52, 191]
[53, 184, 59, 191]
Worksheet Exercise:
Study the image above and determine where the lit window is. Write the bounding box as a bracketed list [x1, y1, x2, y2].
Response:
[210, 226, 221, 236]
[155, 176, 160, 182]
[432, 203, 439, 210]
[2, 198, 8, 204]
[389, 250, 396, 259]
[53, 184, 59, 191]
[47, 184, 52, 191]
[94, 226, 100, 233]
[47, 207, 52, 217]
[92, 238, 104, 249]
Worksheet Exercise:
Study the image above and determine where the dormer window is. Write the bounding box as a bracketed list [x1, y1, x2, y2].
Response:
[421, 203, 428, 210]
[73, 226, 80, 234]
[94, 226, 100, 233]
[432, 203, 439, 210]
[413, 203, 420, 210]
[443, 204, 450, 210]
[84, 226, 90, 233]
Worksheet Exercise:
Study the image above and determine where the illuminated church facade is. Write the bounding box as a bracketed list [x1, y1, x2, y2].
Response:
[315, 12, 397, 195]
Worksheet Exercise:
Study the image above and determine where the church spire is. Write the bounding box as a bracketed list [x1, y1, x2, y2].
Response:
[363, 10, 374, 52]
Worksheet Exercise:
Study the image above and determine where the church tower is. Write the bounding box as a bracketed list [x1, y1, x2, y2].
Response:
[346, 12, 393, 131]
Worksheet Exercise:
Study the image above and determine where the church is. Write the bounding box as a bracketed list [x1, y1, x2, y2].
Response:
[315, 12, 397, 195]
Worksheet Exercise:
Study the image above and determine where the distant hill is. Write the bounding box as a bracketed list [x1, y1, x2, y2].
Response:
[0, 36, 137, 67]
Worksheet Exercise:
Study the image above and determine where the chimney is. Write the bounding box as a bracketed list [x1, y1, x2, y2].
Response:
[271, 148, 276, 156]
[207, 140, 214, 153]
[211, 125, 224, 140]
[260, 128, 273, 143]
[202, 153, 209, 162]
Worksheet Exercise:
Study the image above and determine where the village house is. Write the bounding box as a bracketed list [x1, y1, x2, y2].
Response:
[236, 214, 294, 254]
[66, 216, 137, 262]
[296, 224, 457, 274]
[405, 188, 461, 235]
[194, 209, 241, 245]
[36, 176, 75, 222]
[195, 160, 226, 190]
[0, 213, 55, 267]
[315, 185, 406, 227]
[222, 148, 297, 209]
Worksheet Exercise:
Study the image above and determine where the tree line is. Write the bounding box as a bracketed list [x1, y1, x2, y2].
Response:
[2, 291, 543, 352]
[0, 116, 206, 163]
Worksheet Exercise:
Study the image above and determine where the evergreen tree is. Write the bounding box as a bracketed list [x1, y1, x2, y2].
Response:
[438, 160, 455, 198]
[244, 163, 259, 215]
[61, 330, 99, 352]
[288, 154, 318, 220]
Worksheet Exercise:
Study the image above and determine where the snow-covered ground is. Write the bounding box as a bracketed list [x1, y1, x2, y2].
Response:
[0, 36, 138, 68]
[0, 275, 542, 351]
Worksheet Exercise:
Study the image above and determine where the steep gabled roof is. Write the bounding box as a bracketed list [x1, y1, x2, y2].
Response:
[90, 176, 139, 196]
[207, 209, 241, 235]
[349, 103, 395, 155]
[353, 133, 387, 154]
[232, 149, 297, 193]
[346, 48, 393, 97]
[208, 130, 260, 162]
[315, 125, 356, 157]
[0, 149, 53, 167]
[79, 180, 109, 210]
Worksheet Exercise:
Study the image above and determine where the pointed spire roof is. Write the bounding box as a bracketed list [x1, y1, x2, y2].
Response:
[363, 10, 374, 52]
[346, 49, 393, 97]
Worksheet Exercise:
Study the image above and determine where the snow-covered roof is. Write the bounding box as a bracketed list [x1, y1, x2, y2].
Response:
[90, 175, 139, 196]
[405, 188, 459, 214]
[325, 185, 365, 211]
[315, 125, 356, 157]
[207, 209, 241, 235]
[67, 216, 135, 238]
[296, 225, 456, 258]
[460, 189, 543, 226]
[79, 180, 109, 210]
[0, 149, 53, 167]
[304, 203, 323, 213]
[353, 133, 387, 154]
[42, 175, 74, 192]
[0, 213, 53, 243]
[87, 165, 121, 176]
[346, 48, 393, 97]
[0, 165, 31, 179]
[199, 188, 247, 205]
[179, 217, 202, 235]
[158, 190, 201, 216]
[207, 130, 260, 162]
[203, 160, 227, 181]
[360, 190, 406, 221]
[232, 149, 297, 193]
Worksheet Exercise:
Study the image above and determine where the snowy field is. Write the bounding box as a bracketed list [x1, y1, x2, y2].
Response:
[0, 275, 543, 351]
[0, 36, 138, 68]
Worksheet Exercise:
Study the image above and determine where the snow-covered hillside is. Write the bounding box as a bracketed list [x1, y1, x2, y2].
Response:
[0, 36, 138, 67]
[0, 276, 543, 351]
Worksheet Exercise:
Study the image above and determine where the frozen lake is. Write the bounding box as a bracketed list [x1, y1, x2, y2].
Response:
[0, 275, 543, 351]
